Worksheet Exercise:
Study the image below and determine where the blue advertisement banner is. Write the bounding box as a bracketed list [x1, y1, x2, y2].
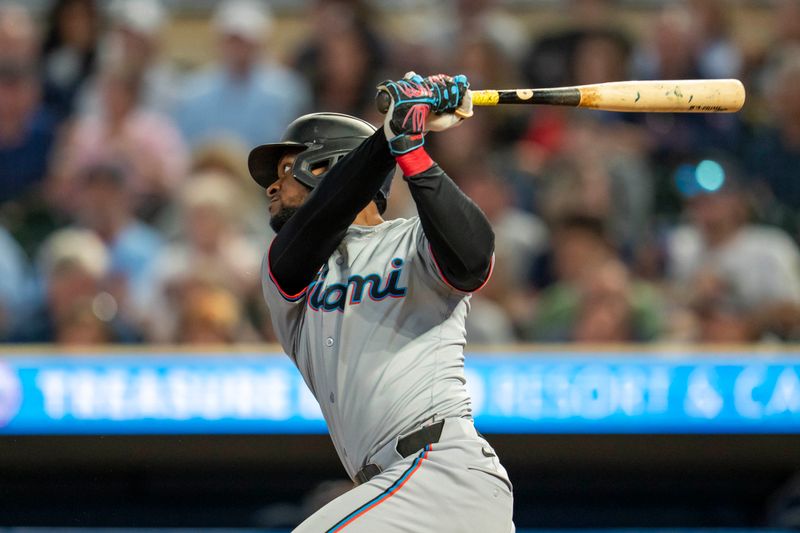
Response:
[0, 351, 798, 434]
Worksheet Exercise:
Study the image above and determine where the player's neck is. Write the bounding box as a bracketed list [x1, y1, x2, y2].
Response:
[353, 203, 384, 226]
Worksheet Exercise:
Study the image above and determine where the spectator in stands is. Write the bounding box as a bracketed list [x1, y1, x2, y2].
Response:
[449, 0, 527, 66]
[0, 4, 58, 206]
[53, 298, 116, 344]
[455, 161, 548, 343]
[514, 2, 631, 211]
[426, 108, 497, 175]
[461, 163, 548, 291]
[746, 0, 800, 95]
[530, 125, 655, 259]
[687, 0, 742, 80]
[190, 140, 253, 190]
[0, 225, 31, 340]
[143, 173, 263, 342]
[449, 27, 528, 155]
[458, 28, 519, 90]
[0, 2, 38, 62]
[455, 164, 547, 343]
[573, 259, 655, 343]
[506, 24, 651, 225]
[521, 215, 664, 342]
[632, 4, 743, 165]
[520, 0, 615, 89]
[294, 0, 387, 117]
[633, 4, 699, 81]
[188, 140, 270, 244]
[175, 0, 310, 149]
[666, 159, 800, 341]
[52, 63, 188, 220]
[10, 228, 140, 343]
[745, 50, 800, 238]
[174, 282, 244, 344]
[40, 0, 102, 121]
[80, 0, 179, 115]
[73, 162, 163, 322]
[572, 29, 632, 86]
[773, 0, 800, 49]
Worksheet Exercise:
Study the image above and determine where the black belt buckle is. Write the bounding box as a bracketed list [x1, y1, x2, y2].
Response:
[355, 463, 382, 486]
[396, 419, 445, 458]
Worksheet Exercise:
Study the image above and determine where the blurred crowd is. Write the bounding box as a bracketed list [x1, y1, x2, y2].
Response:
[1, 0, 799, 346]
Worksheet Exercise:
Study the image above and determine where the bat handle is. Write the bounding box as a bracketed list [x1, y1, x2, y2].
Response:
[375, 88, 481, 114]
[376, 89, 391, 114]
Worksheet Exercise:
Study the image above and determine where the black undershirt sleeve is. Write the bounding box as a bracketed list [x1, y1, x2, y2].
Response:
[405, 164, 495, 292]
[269, 129, 396, 296]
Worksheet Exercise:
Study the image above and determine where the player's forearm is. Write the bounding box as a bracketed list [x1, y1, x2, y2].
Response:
[269, 128, 396, 294]
[404, 162, 495, 292]
[379, 73, 490, 290]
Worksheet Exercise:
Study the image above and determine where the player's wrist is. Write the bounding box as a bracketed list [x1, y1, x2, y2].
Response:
[387, 132, 424, 156]
[395, 143, 434, 177]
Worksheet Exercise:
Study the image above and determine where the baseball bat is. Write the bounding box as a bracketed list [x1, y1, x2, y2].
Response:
[376, 79, 745, 114]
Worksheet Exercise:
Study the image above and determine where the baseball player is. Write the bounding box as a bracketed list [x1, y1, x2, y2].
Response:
[249, 73, 514, 532]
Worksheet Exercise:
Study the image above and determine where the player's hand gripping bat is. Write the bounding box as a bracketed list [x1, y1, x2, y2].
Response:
[376, 79, 745, 114]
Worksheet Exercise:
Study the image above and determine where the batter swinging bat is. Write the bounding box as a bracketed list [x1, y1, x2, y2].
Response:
[376, 79, 746, 114]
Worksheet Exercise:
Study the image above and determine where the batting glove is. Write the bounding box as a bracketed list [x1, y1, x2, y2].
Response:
[377, 72, 471, 156]
[427, 89, 473, 132]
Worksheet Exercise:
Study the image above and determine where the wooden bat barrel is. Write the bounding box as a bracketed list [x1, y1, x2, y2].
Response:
[377, 79, 745, 114]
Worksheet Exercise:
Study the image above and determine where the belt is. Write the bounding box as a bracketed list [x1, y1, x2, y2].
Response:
[355, 420, 445, 485]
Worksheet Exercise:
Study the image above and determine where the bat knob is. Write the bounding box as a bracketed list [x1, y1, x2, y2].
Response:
[375, 90, 391, 115]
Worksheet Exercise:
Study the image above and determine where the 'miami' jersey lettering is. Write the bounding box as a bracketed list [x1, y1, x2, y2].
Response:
[262, 218, 474, 479]
[308, 257, 407, 312]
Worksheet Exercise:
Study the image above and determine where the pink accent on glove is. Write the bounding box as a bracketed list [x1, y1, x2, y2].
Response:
[396, 78, 433, 99]
[402, 104, 430, 132]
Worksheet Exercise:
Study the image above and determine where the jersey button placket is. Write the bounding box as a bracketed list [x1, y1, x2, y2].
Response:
[325, 337, 334, 347]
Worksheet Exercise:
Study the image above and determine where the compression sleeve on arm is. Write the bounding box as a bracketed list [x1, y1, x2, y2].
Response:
[269, 129, 396, 296]
[405, 163, 495, 292]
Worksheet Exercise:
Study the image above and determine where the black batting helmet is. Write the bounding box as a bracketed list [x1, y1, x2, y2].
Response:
[248, 112, 393, 213]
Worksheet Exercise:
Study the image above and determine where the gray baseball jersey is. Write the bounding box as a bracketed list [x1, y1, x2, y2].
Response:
[263, 216, 514, 532]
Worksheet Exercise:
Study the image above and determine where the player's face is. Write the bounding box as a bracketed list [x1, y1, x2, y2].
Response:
[267, 154, 316, 232]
